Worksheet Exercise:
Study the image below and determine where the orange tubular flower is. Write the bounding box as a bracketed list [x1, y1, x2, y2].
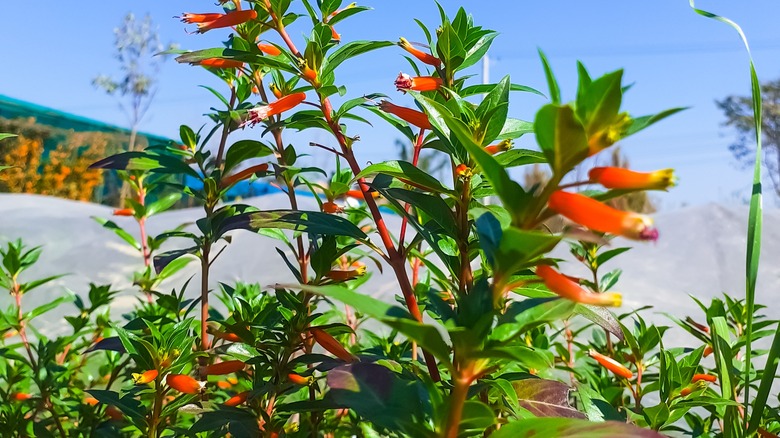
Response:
[686, 317, 710, 333]
[703, 345, 713, 357]
[535, 265, 622, 307]
[257, 43, 282, 56]
[195, 58, 244, 69]
[325, 266, 366, 281]
[302, 66, 319, 84]
[205, 360, 246, 376]
[322, 201, 343, 214]
[398, 37, 441, 67]
[287, 373, 310, 385]
[245, 92, 306, 126]
[692, 373, 717, 383]
[588, 349, 634, 379]
[192, 10, 258, 33]
[224, 391, 250, 407]
[378, 100, 432, 130]
[179, 13, 224, 24]
[548, 191, 658, 241]
[166, 374, 206, 394]
[589, 167, 676, 191]
[310, 328, 357, 363]
[112, 208, 133, 216]
[221, 163, 269, 188]
[269, 83, 284, 99]
[345, 189, 379, 200]
[394, 73, 443, 93]
[209, 326, 242, 343]
[484, 139, 513, 155]
[11, 392, 32, 401]
[132, 369, 159, 385]
[85, 396, 100, 406]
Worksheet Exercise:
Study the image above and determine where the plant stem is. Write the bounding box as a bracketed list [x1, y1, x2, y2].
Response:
[200, 244, 211, 352]
[456, 172, 473, 294]
[443, 375, 470, 438]
[137, 180, 153, 303]
[149, 378, 164, 438]
[214, 89, 237, 171]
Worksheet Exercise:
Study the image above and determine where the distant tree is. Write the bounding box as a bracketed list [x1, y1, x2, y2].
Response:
[93, 12, 172, 204]
[717, 79, 780, 196]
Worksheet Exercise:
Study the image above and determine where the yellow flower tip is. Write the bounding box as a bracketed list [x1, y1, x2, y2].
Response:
[132, 369, 159, 385]
[598, 292, 622, 307]
[587, 113, 632, 156]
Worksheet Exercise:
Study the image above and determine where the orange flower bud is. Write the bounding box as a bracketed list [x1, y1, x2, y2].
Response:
[245, 92, 306, 126]
[112, 208, 133, 216]
[536, 265, 622, 307]
[106, 405, 124, 421]
[179, 13, 224, 24]
[194, 58, 244, 69]
[190, 10, 258, 33]
[680, 380, 708, 397]
[686, 317, 710, 333]
[221, 163, 269, 188]
[322, 201, 344, 214]
[224, 391, 250, 407]
[257, 43, 282, 56]
[331, 26, 341, 42]
[394, 73, 443, 93]
[85, 396, 99, 406]
[589, 167, 676, 191]
[217, 377, 239, 389]
[588, 349, 633, 379]
[484, 139, 513, 155]
[209, 326, 243, 343]
[205, 360, 246, 376]
[166, 374, 206, 394]
[703, 345, 713, 357]
[325, 266, 366, 281]
[302, 66, 319, 84]
[345, 189, 379, 200]
[378, 100, 431, 130]
[287, 373, 310, 385]
[692, 373, 717, 383]
[310, 328, 357, 363]
[398, 37, 441, 67]
[548, 191, 658, 241]
[680, 386, 693, 397]
[11, 392, 32, 401]
[455, 164, 472, 178]
[269, 83, 284, 99]
[132, 369, 159, 385]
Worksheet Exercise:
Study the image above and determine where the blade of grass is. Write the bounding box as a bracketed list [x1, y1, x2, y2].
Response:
[689, 2, 763, 432]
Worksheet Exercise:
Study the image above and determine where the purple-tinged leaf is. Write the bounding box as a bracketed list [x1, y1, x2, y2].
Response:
[515, 378, 586, 419]
[492, 417, 665, 438]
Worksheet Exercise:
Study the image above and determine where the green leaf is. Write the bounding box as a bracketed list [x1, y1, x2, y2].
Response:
[515, 378, 586, 419]
[179, 125, 196, 148]
[495, 298, 576, 341]
[355, 161, 454, 195]
[573, 305, 624, 341]
[175, 48, 298, 73]
[156, 256, 195, 281]
[496, 118, 535, 141]
[86, 389, 146, 423]
[576, 70, 624, 136]
[222, 210, 368, 242]
[383, 188, 458, 238]
[459, 32, 498, 71]
[223, 140, 275, 173]
[413, 93, 529, 223]
[326, 363, 431, 436]
[491, 417, 665, 438]
[321, 40, 394, 78]
[146, 193, 181, 217]
[750, 324, 780, 433]
[534, 104, 589, 174]
[0, 133, 17, 141]
[26, 293, 74, 319]
[461, 84, 544, 98]
[92, 217, 141, 250]
[625, 107, 687, 137]
[494, 149, 547, 168]
[538, 49, 561, 104]
[459, 400, 496, 432]
[494, 228, 561, 279]
[475, 75, 510, 145]
[287, 284, 453, 368]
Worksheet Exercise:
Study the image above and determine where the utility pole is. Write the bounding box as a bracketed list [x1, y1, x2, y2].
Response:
[482, 52, 490, 86]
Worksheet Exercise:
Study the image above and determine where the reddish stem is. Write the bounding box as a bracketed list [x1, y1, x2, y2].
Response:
[398, 129, 426, 250]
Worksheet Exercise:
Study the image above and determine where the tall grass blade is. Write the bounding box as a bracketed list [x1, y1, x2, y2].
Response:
[689, 2, 763, 433]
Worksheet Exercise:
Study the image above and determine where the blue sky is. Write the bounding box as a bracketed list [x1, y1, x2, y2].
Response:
[2, 1, 779, 209]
